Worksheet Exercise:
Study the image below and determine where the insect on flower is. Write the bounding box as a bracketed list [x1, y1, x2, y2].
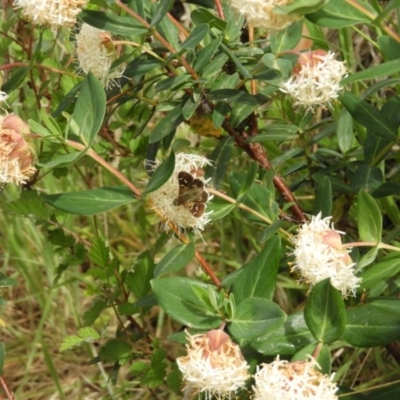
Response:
[174, 171, 209, 218]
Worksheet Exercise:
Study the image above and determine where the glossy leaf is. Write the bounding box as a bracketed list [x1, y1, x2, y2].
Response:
[251, 312, 315, 355]
[350, 165, 383, 193]
[42, 186, 136, 215]
[337, 108, 353, 153]
[306, 0, 373, 28]
[313, 176, 332, 217]
[230, 173, 278, 223]
[151, 0, 174, 26]
[236, 162, 258, 203]
[205, 136, 235, 189]
[151, 277, 222, 329]
[232, 236, 281, 303]
[270, 20, 302, 53]
[72, 73, 106, 146]
[340, 92, 397, 141]
[207, 198, 235, 221]
[304, 279, 346, 343]
[343, 298, 400, 347]
[80, 10, 148, 36]
[360, 253, 400, 290]
[194, 36, 222, 71]
[228, 297, 286, 340]
[154, 243, 195, 278]
[341, 59, 400, 85]
[142, 151, 175, 194]
[149, 104, 184, 143]
[357, 190, 382, 242]
[181, 23, 209, 49]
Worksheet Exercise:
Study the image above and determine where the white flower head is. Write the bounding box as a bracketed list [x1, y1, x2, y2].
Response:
[146, 153, 213, 234]
[177, 330, 250, 399]
[253, 356, 338, 400]
[13, 0, 88, 28]
[291, 213, 361, 297]
[0, 114, 36, 185]
[75, 23, 124, 88]
[229, 0, 300, 31]
[280, 50, 348, 111]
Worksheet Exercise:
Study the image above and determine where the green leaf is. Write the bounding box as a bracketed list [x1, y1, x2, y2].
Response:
[151, 277, 222, 329]
[341, 59, 400, 85]
[275, 0, 327, 14]
[155, 74, 192, 92]
[350, 165, 383, 193]
[232, 236, 281, 303]
[60, 327, 100, 351]
[151, 0, 174, 26]
[142, 151, 175, 195]
[228, 297, 286, 340]
[191, 8, 227, 31]
[194, 36, 222, 71]
[306, 0, 373, 28]
[89, 237, 110, 267]
[230, 173, 278, 223]
[337, 108, 353, 153]
[246, 124, 299, 143]
[125, 251, 155, 299]
[82, 300, 107, 326]
[80, 10, 148, 36]
[378, 36, 400, 61]
[236, 162, 258, 203]
[251, 312, 315, 355]
[207, 198, 235, 221]
[343, 298, 400, 347]
[205, 136, 235, 189]
[360, 253, 400, 290]
[154, 243, 195, 277]
[0, 273, 17, 288]
[357, 190, 382, 242]
[1, 67, 29, 92]
[42, 186, 136, 216]
[38, 151, 85, 169]
[181, 23, 209, 49]
[149, 105, 184, 143]
[4, 190, 49, 220]
[270, 20, 302, 53]
[313, 176, 332, 217]
[304, 279, 346, 343]
[339, 92, 397, 141]
[98, 340, 132, 362]
[72, 73, 106, 146]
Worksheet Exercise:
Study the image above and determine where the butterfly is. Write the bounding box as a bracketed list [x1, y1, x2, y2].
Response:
[173, 171, 209, 218]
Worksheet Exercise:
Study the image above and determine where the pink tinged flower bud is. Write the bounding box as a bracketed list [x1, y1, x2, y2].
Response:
[280, 50, 348, 111]
[291, 213, 361, 297]
[253, 356, 339, 399]
[0, 114, 36, 185]
[177, 330, 250, 399]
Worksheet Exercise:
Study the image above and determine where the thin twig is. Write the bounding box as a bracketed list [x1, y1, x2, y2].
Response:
[0, 377, 14, 400]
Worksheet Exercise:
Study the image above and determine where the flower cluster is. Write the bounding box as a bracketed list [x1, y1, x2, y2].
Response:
[146, 153, 212, 234]
[229, 0, 300, 31]
[280, 50, 348, 111]
[177, 331, 338, 400]
[177, 330, 250, 399]
[291, 213, 361, 297]
[75, 23, 124, 88]
[13, 0, 88, 28]
[0, 114, 36, 186]
[253, 357, 338, 400]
